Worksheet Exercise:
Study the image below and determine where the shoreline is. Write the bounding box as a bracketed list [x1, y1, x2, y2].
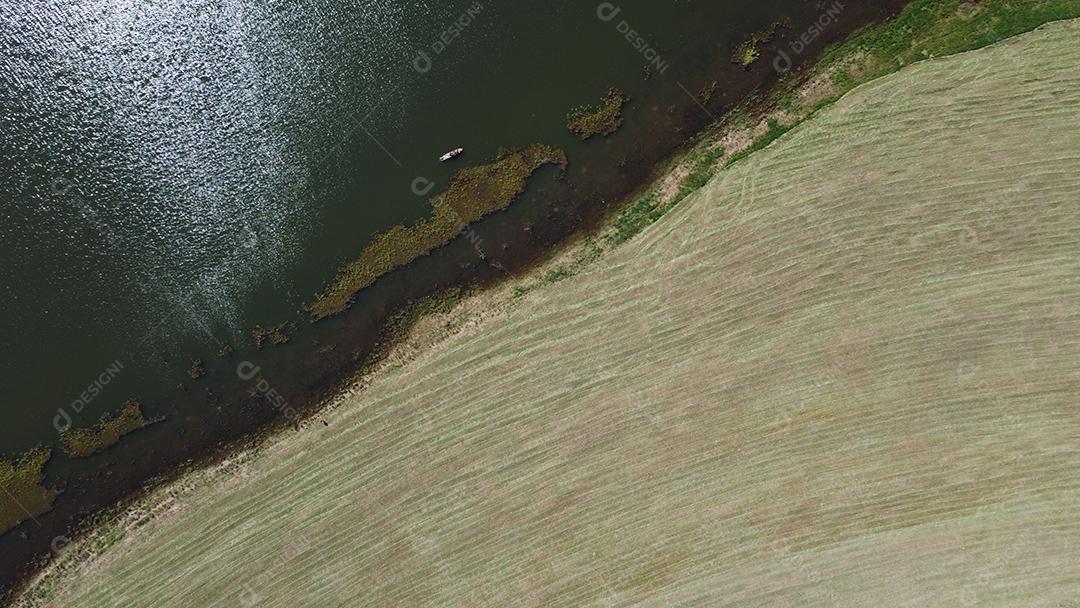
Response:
[2, 2, 913, 594]
[17, 13, 1080, 603]
[12, 1, 1079, 602]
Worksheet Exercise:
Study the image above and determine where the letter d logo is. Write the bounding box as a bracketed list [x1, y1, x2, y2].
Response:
[596, 2, 620, 22]
[237, 361, 261, 381]
[50, 535, 71, 555]
[773, 50, 793, 74]
[54, 409, 72, 433]
[413, 50, 433, 74]
[50, 177, 73, 196]
[239, 584, 262, 607]
[411, 177, 435, 197]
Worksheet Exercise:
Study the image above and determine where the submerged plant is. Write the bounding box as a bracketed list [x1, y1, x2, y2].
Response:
[734, 43, 760, 67]
[60, 400, 157, 459]
[566, 88, 628, 140]
[0, 447, 56, 535]
[188, 358, 205, 380]
[732, 21, 782, 68]
[252, 323, 290, 350]
[308, 144, 567, 320]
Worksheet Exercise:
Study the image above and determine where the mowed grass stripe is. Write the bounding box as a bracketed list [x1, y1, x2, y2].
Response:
[23, 19, 1080, 608]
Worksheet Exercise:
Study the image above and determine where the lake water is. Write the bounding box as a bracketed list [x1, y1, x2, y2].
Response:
[0, 0, 905, 593]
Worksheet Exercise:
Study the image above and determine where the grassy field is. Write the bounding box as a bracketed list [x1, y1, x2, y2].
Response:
[17, 18, 1080, 608]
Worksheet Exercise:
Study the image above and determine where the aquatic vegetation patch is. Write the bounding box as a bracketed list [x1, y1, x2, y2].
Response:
[252, 324, 290, 350]
[188, 358, 205, 380]
[60, 400, 157, 459]
[698, 81, 719, 105]
[566, 88, 628, 140]
[308, 144, 567, 320]
[734, 43, 759, 68]
[0, 448, 56, 535]
[732, 21, 782, 68]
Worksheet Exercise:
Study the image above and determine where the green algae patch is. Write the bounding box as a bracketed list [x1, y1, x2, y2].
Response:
[567, 88, 628, 140]
[0, 447, 57, 535]
[308, 144, 567, 320]
[732, 21, 782, 68]
[60, 400, 156, 459]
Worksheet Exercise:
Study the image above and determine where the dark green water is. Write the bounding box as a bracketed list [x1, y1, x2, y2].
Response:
[0, 0, 905, 593]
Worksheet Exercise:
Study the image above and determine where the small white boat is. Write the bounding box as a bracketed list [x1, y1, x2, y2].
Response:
[439, 147, 464, 162]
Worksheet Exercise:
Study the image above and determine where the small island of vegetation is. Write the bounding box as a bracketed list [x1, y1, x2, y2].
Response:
[0, 448, 56, 535]
[566, 88, 628, 140]
[732, 21, 782, 68]
[308, 144, 567, 320]
[59, 400, 157, 459]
